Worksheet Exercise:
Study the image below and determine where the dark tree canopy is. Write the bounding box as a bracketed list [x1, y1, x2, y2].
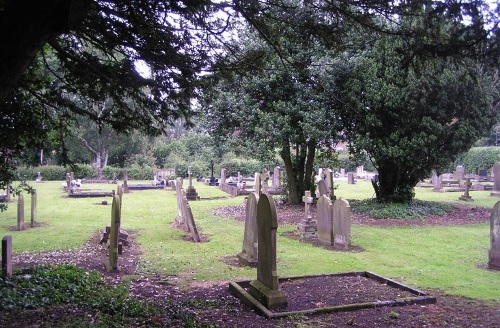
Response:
[0, 0, 498, 194]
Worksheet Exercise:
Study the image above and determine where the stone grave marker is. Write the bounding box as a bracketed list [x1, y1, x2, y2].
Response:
[297, 191, 317, 240]
[325, 169, 334, 199]
[220, 168, 227, 185]
[175, 178, 185, 227]
[185, 166, 200, 200]
[340, 168, 346, 177]
[182, 190, 201, 242]
[123, 179, 129, 193]
[237, 192, 259, 267]
[2, 235, 12, 277]
[31, 189, 37, 228]
[333, 198, 351, 249]
[459, 178, 473, 201]
[491, 162, 500, 197]
[316, 194, 334, 245]
[105, 195, 121, 272]
[272, 166, 281, 188]
[454, 165, 465, 181]
[260, 169, 270, 193]
[249, 193, 288, 309]
[489, 200, 500, 270]
[432, 173, 442, 191]
[347, 172, 355, 184]
[317, 180, 329, 197]
[17, 194, 24, 231]
[254, 173, 262, 196]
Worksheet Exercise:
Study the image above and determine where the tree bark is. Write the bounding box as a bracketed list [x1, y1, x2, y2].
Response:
[281, 144, 300, 204]
[0, 0, 90, 104]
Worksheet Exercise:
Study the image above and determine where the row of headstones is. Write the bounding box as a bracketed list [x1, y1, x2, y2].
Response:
[237, 192, 500, 310]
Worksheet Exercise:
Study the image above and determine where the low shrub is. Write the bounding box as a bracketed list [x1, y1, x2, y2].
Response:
[349, 199, 453, 219]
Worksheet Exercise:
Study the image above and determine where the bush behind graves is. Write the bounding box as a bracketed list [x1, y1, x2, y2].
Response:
[450, 146, 500, 174]
[349, 199, 453, 219]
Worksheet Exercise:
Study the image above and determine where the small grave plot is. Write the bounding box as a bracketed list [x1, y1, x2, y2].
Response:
[229, 271, 436, 318]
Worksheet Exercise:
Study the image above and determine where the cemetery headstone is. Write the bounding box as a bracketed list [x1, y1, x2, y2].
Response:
[432, 173, 442, 191]
[260, 169, 270, 193]
[248, 193, 288, 309]
[347, 172, 355, 184]
[31, 189, 37, 228]
[2, 235, 12, 277]
[317, 180, 329, 197]
[254, 173, 261, 196]
[316, 194, 334, 245]
[182, 190, 201, 242]
[185, 166, 200, 200]
[220, 168, 227, 185]
[272, 166, 281, 188]
[333, 198, 351, 249]
[491, 162, 500, 197]
[297, 191, 317, 240]
[325, 169, 335, 199]
[123, 179, 129, 193]
[237, 192, 259, 267]
[459, 178, 473, 201]
[175, 178, 185, 227]
[209, 160, 217, 186]
[356, 166, 364, 177]
[17, 194, 24, 231]
[340, 168, 346, 177]
[105, 195, 121, 272]
[489, 201, 500, 270]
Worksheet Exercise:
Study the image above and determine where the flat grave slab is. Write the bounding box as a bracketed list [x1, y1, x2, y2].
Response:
[229, 271, 436, 318]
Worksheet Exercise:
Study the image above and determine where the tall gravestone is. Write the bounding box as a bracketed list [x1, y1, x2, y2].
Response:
[249, 193, 288, 309]
[432, 173, 442, 191]
[17, 194, 24, 231]
[175, 178, 185, 228]
[237, 192, 259, 267]
[325, 169, 335, 200]
[2, 235, 12, 277]
[491, 163, 500, 197]
[316, 194, 334, 245]
[333, 198, 351, 249]
[31, 189, 37, 228]
[105, 195, 121, 272]
[260, 169, 270, 193]
[182, 190, 201, 242]
[185, 166, 200, 200]
[272, 166, 281, 188]
[317, 180, 329, 198]
[489, 201, 500, 270]
[347, 172, 355, 185]
[297, 191, 317, 240]
[220, 168, 227, 185]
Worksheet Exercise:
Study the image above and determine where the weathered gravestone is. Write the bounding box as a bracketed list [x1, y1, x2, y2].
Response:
[459, 178, 473, 201]
[489, 201, 500, 270]
[249, 193, 288, 309]
[175, 178, 185, 227]
[317, 180, 329, 198]
[325, 169, 335, 200]
[347, 172, 355, 185]
[333, 198, 351, 249]
[297, 191, 317, 240]
[316, 194, 334, 245]
[30, 189, 37, 228]
[432, 173, 442, 192]
[237, 192, 259, 267]
[454, 165, 465, 181]
[185, 166, 200, 200]
[272, 166, 281, 188]
[105, 195, 121, 272]
[2, 235, 12, 277]
[182, 190, 201, 242]
[17, 194, 24, 231]
[220, 168, 227, 185]
[491, 162, 500, 197]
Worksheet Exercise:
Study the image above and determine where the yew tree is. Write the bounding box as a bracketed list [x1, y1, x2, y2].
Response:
[336, 34, 499, 202]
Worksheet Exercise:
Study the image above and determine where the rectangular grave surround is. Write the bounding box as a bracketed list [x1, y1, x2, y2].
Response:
[229, 271, 436, 318]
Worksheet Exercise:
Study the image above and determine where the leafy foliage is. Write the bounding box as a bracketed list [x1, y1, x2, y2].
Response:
[450, 147, 500, 174]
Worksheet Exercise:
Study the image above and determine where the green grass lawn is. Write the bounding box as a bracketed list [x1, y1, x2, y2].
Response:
[1, 179, 499, 302]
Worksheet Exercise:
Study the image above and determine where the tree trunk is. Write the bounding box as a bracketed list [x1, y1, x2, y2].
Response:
[281, 144, 300, 204]
[0, 0, 89, 104]
[374, 162, 416, 203]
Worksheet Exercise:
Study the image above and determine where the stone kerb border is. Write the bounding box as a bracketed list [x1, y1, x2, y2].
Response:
[229, 271, 436, 319]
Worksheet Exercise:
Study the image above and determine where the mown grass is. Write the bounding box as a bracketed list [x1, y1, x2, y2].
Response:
[0, 179, 498, 302]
